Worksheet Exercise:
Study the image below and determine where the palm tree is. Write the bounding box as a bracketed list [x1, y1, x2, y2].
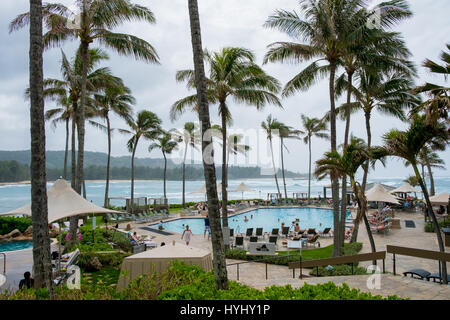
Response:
[277, 123, 303, 202]
[417, 147, 446, 196]
[44, 95, 73, 180]
[187, 0, 228, 290]
[300, 114, 329, 200]
[28, 0, 53, 293]
[315, 136, 387, 260]
[404, 175, 419, 187]
[171, 122, 199, 209]
[11, 0, 159, 195]
[261, 115, 283, 197]
[149, 131, 179, 200]
[383, 116, 448, 284]
[91, 84, 135, 207]
[412, 44, 450, 124]
[171, 47, 281, 228]
[120, 110, 161, 213]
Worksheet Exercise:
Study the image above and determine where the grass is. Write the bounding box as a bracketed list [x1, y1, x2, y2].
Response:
[82, 267, 121, 288]
[276, 242, 360, 260]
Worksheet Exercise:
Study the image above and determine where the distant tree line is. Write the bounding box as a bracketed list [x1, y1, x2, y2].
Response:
[0, 160, 304, 182]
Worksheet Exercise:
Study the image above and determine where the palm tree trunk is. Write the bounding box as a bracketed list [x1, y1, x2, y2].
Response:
[413, 163, 448, 284]
[269, 137, 281, 196]
[64, 118, 69, 179]
[354, 110, 372, 244]
[329, 62, 341, 257]
[130, 138, 138, 213]
[220, 110, 229, 229]
[76, 40, 89, 196]
[188, 0, 228, 290]
[182, 142, 188, 209]
[104, 116, 112, 207]
[29, 0, 53, 292]
[340, 71, 353, 248]
[426, 161, 435, 196]
[280, 137, 288, 203]
[308, 136, 312, 200]
[163, 152, 167, 199]
[71, 106, 77, 187]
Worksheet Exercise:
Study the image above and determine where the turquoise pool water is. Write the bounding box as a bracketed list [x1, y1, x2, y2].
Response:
[0, 240, 33, 252]
[158, 207, 349, 235]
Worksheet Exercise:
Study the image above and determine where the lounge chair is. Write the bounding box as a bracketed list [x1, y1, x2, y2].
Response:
[307, 228, 318, 237]
[249, 236, 258, 243]
[403, 269, 431, 280]
[229, 228, 234, 239]
[319, 227, 332, 237]
[305, 234, 321, 248]
[245, 228, 254, 239]
[281, 226, 290, 238]
[271, 228, 279, 236]
[426, 273, 450, 283]
[60, 248, 80, 270]
[255, 227, 264, 239]
[233, 236, 244, 249]
[269, 235, 278, 249]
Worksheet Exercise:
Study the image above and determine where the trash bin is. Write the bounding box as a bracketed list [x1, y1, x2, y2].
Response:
[442, 228, 450, 247]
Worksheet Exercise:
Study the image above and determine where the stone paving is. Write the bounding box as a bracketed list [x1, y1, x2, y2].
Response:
[2, 206, 449, 299]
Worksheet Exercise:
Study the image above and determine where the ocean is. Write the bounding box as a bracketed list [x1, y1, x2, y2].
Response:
[0, 176, 449, 213]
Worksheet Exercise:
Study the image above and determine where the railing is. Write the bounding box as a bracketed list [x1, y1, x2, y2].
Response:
[0, 252, 5, 275]
[227, 254, 300, 281]
[386, 245, 450, 283]
[288, 251, 387, 279]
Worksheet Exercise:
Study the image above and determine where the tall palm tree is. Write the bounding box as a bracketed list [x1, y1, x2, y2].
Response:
[383, 116, 449, 284]
[300, 114, 329, 200]
[91, 84, 135, 207]
[315, 136, 387, 260]
[171, 47, 282, 228]
[187, 0, 228, 290]
[277, 123, 303, 202]
[261, 115, 284, 197]
[416, 147, 446, 197]
[149, 131, 179, 200]
[120, 110, 161, 213]
[171, 122, 200, 209]
[11, 0, 159, 196]
[44, 95, 73, 180]
[28, 0, 53, 293]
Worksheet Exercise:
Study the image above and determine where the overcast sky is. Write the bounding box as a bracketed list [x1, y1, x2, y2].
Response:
[0, 0, 449, 179]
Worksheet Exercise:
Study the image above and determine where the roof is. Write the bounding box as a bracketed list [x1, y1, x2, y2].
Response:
[0, 179, 120, 223]
[391, 183, 422, 194]
[428, 193, 449, 206]
[125, 242, 211, 260]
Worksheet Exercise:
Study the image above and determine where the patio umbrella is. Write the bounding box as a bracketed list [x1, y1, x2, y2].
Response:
[391, 183, 422, 194]
[427, 193, 450, 206]
[190, 183, 223, 200]
[365, 183, 400, 205]
[232, 182, 253, 200]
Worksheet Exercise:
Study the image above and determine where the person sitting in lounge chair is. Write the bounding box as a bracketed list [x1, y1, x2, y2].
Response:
[345, 226, 354, 240]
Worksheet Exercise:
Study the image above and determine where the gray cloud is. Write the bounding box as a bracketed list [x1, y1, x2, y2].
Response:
[0, 0, 448, 179]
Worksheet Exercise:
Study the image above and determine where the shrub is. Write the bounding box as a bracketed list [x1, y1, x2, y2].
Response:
[424, 220, 450, 233]
[0, 216, 32, 235]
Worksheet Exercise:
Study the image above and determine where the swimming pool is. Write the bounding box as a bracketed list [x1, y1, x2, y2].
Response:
[0, 240, 33, 252]
[159, 207, 349, 234]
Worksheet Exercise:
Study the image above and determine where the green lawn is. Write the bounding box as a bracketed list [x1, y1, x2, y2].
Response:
[276, 242, 362, 261]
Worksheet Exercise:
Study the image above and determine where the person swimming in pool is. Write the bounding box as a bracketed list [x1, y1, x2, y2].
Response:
[244, 216, 249, 222]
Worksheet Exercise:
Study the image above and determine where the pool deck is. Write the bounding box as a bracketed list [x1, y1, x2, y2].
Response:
[2, 206, 449, 299]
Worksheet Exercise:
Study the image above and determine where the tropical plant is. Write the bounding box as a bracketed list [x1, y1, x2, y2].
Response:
[28, 0, 53, 293]
[149, 131, 179, 199]
[261, 115, 284, 197]
[412, 44, 450, 124]
[120, 110, 162, 212]
[382, 116, 449, 284]
[187, 0, 228, 290]
[171, 122, 200, 208]
[315, 136, 387, 255]
[277, 123, 303, 202]
[91, 84, 135, 206]
[403, 175, 419, 187]
[10, 0, 160, 196]
[171, 46, 281, 228]
[300, 115, 329, 200]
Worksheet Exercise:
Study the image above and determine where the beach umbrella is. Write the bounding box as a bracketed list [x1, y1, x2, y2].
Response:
[190, 183, 223, 201]
[232, 182, 253, 200]
[365, 183, 400, 205]
[391, 183, 422, 198]
[427, 193, 450, 206]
